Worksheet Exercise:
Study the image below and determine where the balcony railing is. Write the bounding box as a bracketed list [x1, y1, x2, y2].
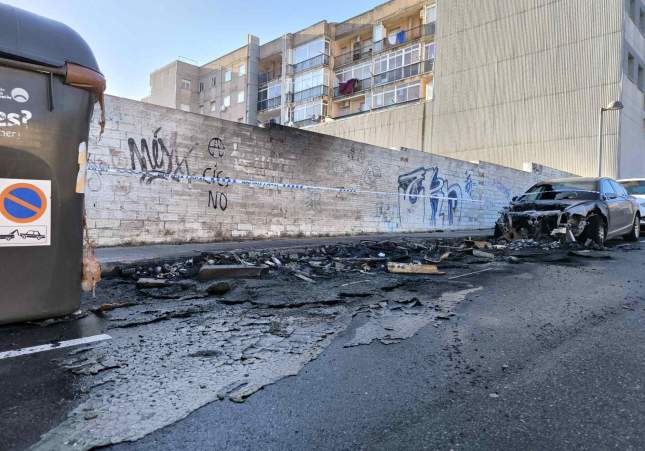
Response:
[333, 77, 372, 98]
[257, 96, 281, 112]
[292, 54, 329, 73]
[334, 46, 373, 68]
[291, 85, 329, 103]
[258, 72, 280, 85]
[373, 62, 421, 86]
[373, 23, 435, 54]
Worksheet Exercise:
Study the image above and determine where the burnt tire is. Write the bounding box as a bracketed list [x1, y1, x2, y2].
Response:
[624, 215, 641, 242]
[582, 215, 606, 246]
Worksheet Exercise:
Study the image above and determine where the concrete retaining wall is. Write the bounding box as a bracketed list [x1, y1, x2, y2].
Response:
[85, 96, 569, 247]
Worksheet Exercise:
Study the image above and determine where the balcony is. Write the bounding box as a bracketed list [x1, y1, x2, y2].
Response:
[292, 54, 329, 74]
[292, 85, 329, 103]
[292, 116, 324, 127]
[257, 96, 281, 112]
[373, 62, 421, 86]
[333, 77, 372, 98]
[373, 23, 435, 54]
[334, 46, 373, 68]
[258, 72, 280, 85]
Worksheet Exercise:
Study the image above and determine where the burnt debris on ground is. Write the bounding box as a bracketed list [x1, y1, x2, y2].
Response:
[30, 235, 639, 450]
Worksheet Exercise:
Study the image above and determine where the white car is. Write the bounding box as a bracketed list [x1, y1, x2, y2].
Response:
[618, 179, 645, 226]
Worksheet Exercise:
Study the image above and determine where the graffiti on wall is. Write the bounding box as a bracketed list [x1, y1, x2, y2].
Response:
[128, 127, 193, 184]
[203, 137, 230, 212]
[397, 166, 469, 227]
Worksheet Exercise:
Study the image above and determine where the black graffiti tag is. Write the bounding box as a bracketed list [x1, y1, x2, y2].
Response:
[128, 127, 193, 184]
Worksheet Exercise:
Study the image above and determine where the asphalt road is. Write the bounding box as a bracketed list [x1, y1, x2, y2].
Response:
[112, 242, 645, 450]
[2, 238, 645, 450]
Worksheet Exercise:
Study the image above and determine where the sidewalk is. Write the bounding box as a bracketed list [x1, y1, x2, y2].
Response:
[97, 229, 494, 273]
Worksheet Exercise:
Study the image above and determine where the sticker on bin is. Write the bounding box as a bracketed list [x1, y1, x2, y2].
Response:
[0, 179, 51, 247]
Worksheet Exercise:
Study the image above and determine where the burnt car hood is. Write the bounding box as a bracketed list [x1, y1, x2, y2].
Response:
[508, 200, 584, 213]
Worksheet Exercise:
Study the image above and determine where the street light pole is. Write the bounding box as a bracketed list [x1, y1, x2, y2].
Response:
[597, 100, 624, 177]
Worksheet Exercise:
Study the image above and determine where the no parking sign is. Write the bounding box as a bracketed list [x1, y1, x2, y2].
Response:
[0, 178, 51, 247]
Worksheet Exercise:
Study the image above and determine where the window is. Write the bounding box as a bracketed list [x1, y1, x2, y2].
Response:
[600, 179, 615, 196]
[293, 68, 329, 93]
[180, 79, 191, 90]
[424, 42, 436, 61]
[372, 81, 420, 108]
[223, 96, 231, 107]
[611, 180, 628, 197]
[627, 53, 636, 81]
[224, 69, 232, 82]
[640, 9, 645, 34]
[199, 82, 204, 93]
[629, 0, 636, 20]
[258, 81, 281, 102]
[639, 65, 645, 91]
[622, 180, 645, 195]
[199, 104, 204, 114]
[426, 4, 437, 24]
[237, 91, 245, 103]
[238, 64, 246, 76]
[293, 38, 329, 64]
[180, 104, 190, 112]
[210, 101, 217, 112]
[336, 62, 371, 83]
[211, 76, 216, 87]
[292, 100, 326, 122]
[373, 44, 420, 75]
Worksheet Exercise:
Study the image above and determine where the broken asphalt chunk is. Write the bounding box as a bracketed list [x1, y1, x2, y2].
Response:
[206, 281, 233, 295]
[136, 278, 169, 289]
[472, 249, 495, 260]
[387, 262, 445, 275]
[198, 264, 268, 281]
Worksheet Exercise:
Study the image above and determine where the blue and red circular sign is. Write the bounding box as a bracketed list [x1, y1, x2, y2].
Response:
[0, 183, 47, 224]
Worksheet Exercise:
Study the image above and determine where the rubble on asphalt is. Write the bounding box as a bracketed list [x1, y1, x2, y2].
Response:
[33, 234, 639, 450]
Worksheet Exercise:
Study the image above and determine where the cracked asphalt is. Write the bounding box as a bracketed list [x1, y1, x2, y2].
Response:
[2, 236, 645, 450]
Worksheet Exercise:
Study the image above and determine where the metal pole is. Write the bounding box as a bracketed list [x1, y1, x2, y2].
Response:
[597, 108, 604, 177]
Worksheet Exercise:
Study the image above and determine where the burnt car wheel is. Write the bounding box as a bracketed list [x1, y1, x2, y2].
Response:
[582, 215, 606, 246]
[624, 215, 640, 242]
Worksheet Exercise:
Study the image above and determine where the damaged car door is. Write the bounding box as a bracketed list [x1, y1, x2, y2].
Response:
[609, 179, 636, 236]
[601, 179, 631, 237]
[600, 179, 621, 236]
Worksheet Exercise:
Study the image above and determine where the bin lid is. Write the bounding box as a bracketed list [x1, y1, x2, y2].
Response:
[0, 3, 101, 74]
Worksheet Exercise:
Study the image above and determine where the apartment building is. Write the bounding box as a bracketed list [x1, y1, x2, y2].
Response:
[144, 0, 645, 178]
[310, 0, 645, 179]
[143, 0, 436, 128]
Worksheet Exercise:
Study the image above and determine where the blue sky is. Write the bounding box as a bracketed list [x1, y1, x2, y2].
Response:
[6, 0, 381, 100]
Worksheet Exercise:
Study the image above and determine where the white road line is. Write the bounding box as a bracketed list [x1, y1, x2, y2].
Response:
[0, 334, 111, 360]
[448, 268, 494, 280]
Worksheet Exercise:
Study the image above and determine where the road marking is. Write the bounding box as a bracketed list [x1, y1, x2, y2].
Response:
[0, 334, 111, 360]
[448, 268, 494, 280]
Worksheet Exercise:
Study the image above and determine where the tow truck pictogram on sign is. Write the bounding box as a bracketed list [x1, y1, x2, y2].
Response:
[0, 178, 51, 247]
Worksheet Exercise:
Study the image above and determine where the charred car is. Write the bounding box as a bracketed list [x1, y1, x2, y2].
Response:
[495, 177, 641, 245]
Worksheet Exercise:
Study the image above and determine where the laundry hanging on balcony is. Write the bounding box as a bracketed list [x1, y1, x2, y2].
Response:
[396, 30, 406, 44]
[339, 78, 358, 95]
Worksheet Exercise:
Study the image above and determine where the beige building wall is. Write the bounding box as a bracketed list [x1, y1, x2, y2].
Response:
[429, 0, 624, 178]
[619, 3, 645, 178]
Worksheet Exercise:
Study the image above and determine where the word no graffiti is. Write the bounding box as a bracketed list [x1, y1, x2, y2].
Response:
[0, 178, 51, 247]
